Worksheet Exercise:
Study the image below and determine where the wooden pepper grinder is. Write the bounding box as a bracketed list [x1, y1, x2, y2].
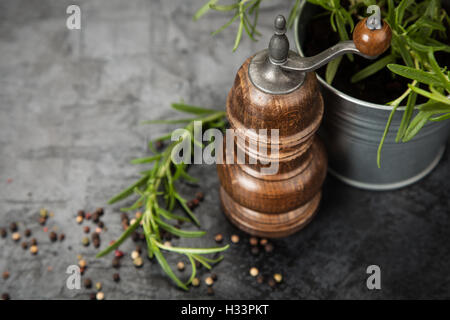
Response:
[217, 15, 391, 238]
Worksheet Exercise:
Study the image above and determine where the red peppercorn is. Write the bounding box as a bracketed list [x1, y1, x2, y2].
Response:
[114, 250, 124, 258]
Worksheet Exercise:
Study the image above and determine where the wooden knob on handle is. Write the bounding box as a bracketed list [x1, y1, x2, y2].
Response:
[353, 18, 392, 56]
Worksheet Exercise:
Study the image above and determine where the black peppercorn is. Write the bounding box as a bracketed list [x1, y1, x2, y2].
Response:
[0, 228, 6, 238]
[77, 210, 85, 218]
[49, 231, 57, 242]
[97, 221, 104, 228]
[131, 231, 139, 242]
[21, 241, 28, 250]
[92, 212, 100, 223]
[195, 192, 204, 201]
[112, 257, 120, 269]
[24, 229, 31, 237]
[264, 243, 274, 253]
[207, 287, 214, 296]
[84, 278, 92, 289]
[268, 278, 276, 288]
[9, 222, 18, 232]
[211, 273, 218, 281]
[89, 292, 96, 300]
[251, 246, 260, 256]
[96, 208, 104, 216]
[30, 238, 37, 246]
[38, 216, 47, 226]
[93, 239, 100, 248]
[59, 233, 65, 241]
[113, 273, 120, 282]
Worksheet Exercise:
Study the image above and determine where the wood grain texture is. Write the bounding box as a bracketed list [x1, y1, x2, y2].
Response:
[217, 57, 327, 238]
[353, 18, 392, 57]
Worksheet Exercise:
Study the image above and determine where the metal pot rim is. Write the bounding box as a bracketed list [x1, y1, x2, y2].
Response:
[293, 5, 409, 112]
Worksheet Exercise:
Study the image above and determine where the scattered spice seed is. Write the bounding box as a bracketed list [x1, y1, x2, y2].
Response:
[95, 227, 102, 234]
[30, 238, 37, 246]
[177, 261, 185, 271]
[82, 237, 90, 246]
[79, 259, 87, 268]
[1, 293, 10, 300]
[264, 243, 274, 253]
[40, 208, 48, 218]
[49, 231, 57, 242]
[273, 273, 283, 283]
[135, 245, 142, 254]
[80, 267, 86, 275]
[114, 250, 124, 258]
[129, 219, 136, 226]
[43, 227, 48, 233]
[155, 140, 164, 150]
[120, 213, 128, 221]
[249, 237, 258, 246]
[39, 217, 47, 226]
[192, 277, 200, 287]
[205, 277, 214, 286]
[211, 273, 218, 281]
[97, 221, 104, 228]
[59, 233, 65, 241]
[192, 199, 200, 207]
[89, 293, 96, 300]
[257, 275, 264, 284]
[163, 241, 172, 247]
[9, 222, 18, 232]
[135, 212, 142, 219]
[76, 216, 83, 224]
[133, 257, 143, 268]
[214, 233, 223, 243]
[250, 267, 259, 277]
[12, 232, 21, 241]
[21, 241, 28, 250]
[83, 226, 90, 234]
[30, 245, 38, 255]
[187, 200, 195, 210]
[24, 229, 31, 237]
[231, 234, 240, 244]
[112, 257, 120, 269]
[92, 212, 100, 223]
[47, 266, 53, 272]
[195, 191, 204, 201]
[96, 292, 105, 300]
[260, 238, 268, 246]
[0, 228, 6, 238]
[207, 287, 214, 296]
[268, 278, 276, 288]
[131, 250, 140, 260]
[84, 278, 92, 289]
[85, 213, 92, 220]
[96, 208, 104, 216]
[95, 282, 102, 291]
[77, 210, 85, 218]
[113, 273, 120, 282]
[251, 246, 259, 256]
[2, 271, 10, 280]
[139, 233, 145, 241]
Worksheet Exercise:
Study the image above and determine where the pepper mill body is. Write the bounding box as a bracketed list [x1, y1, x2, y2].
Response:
[217, 14, 391, 238]
[217, 59, 327, 238]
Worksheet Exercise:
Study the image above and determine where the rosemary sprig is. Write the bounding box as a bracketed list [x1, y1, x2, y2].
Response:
[97, 102, 228, 290]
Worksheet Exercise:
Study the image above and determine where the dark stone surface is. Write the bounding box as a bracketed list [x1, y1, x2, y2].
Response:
[0, 0, 449, 300]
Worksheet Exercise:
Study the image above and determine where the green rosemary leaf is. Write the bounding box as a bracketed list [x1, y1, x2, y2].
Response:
[185, 254, 197, 285]
[171, 102, 217, 115]
[155, 217, 206, 238]
[211, 11, 240, 36]
[377, 103, 400, 168]
[351, 55, 396, 83]
[107, 175, 149, 205]
[192, 254, 212, 269]
[419, 101, 450, 113]
[156, 207, 191, 222]
[427, 50, 450, 90]
[96, 215, 143, 258]
[120, 194, 146, 212]
[325, 56, 343, 84]
[233, 11, 244, 52]
[130, 154, 162, 164]
[174, 192, 201, 226]
[403, 111, 434, 142]
[193, 0, 218, 21]
[150, 238, 188, 290]
[409, 85, 450, 105]
[141, 119, 197, 125]
[196, 255, 224, 264]
[387, 63, 444, 87]
[287, 0, 301, 29]
[396, 90, 417, 142]
[429, 113, 450, 121]
[243, 13, 258, 41]
[395, 0, 414, 26]
[156, 241, 230, 255]
[210, 3, 239, 11]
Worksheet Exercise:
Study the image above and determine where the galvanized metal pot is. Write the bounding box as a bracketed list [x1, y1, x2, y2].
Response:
[294, 2, 450, 190]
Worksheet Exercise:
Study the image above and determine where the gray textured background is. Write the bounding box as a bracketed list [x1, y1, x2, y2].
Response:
[0, 0, 449, 300]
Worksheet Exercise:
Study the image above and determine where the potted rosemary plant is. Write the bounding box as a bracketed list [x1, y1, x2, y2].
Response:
[195, 0, 450, 190]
